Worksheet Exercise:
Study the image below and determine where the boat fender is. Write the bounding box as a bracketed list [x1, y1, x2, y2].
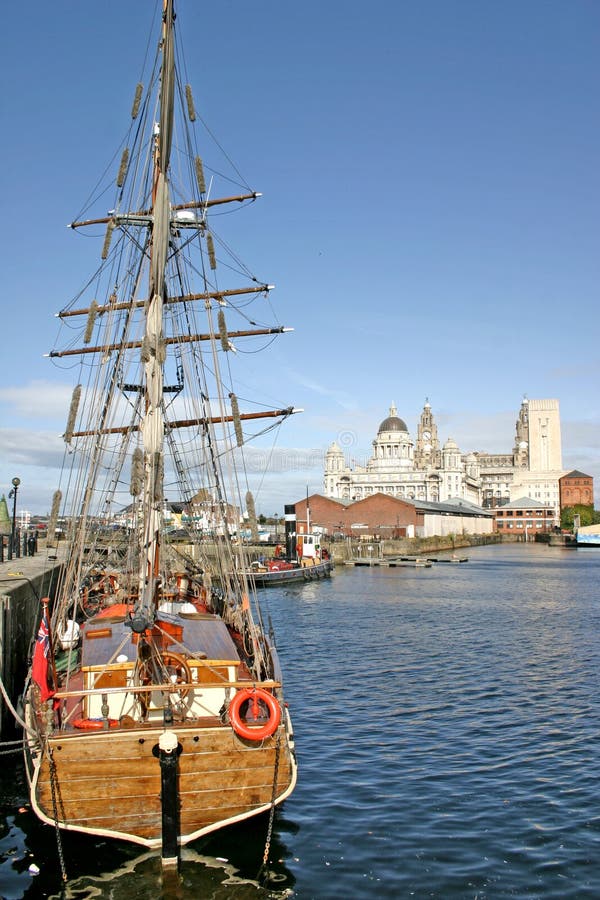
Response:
[73, 717, 119, 730]
[229, 687, 280, 741]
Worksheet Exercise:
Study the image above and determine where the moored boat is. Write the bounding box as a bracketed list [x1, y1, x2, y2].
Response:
[23, 0, 298, 867]
[247, 505, 333, 587]
[248, 550, 334, 587]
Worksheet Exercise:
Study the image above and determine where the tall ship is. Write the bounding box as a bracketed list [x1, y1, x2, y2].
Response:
[23, 0, 298, 863]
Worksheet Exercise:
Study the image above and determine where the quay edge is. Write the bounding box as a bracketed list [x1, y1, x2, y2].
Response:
[0, 552, 63, 738]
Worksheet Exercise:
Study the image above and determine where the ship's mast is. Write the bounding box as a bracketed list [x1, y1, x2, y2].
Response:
[138, 0, 174, 618]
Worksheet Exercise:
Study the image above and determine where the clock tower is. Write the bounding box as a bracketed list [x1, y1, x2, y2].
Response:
[513, 396, 530, 469]
[415, 399, 440, 469]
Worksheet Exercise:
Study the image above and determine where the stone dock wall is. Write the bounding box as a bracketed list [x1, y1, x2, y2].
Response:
[0, 555, 63, 737]
[325, 533, 504, 563]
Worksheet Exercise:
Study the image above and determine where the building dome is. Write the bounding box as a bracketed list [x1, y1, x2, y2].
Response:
[443, 437, 459, 450]
[378, 403, 408, 434]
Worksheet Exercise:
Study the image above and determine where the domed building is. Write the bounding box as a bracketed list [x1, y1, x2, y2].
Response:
[323, 397, 566, 524]
[368, 403, 413, 472]
[324, 401, 481, 505]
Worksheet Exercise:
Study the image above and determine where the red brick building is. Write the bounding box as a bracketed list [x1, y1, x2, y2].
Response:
[295, 493, 420, 539]
[559, 470, 594, 509]
[492, 497, 555, 535]
[293, 493, 493, 539]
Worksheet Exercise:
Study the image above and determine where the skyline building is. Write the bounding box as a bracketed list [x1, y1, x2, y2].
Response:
[324, 397, 564, 523]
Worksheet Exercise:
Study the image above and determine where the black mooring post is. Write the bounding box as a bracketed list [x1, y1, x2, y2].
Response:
[154, 731, 181, 866]
[284, 504, 296, 560]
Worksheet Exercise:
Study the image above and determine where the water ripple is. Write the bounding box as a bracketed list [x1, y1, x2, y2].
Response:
[267, 545, 600, 898]
[2, 544, 600, 897]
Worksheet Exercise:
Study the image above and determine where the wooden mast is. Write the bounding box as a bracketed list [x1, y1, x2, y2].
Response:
[66, 406, 301, 439]
[137, 0, 174, 623]
[47, 325, 292, 358]
[68, 191, 262, 229]
[56, 284, 274, 319]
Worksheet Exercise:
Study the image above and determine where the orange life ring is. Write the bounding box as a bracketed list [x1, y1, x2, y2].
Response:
[73, 717, 119, 730]
[229, 688, 280, 741]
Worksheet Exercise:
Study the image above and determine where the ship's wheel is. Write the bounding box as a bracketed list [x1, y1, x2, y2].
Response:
[134, 650, 193, 715]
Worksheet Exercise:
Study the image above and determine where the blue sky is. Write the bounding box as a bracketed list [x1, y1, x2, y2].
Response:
[1, 0, 599, 515]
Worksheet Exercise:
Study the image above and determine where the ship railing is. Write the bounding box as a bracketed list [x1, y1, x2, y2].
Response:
[52, 679, 281, 700]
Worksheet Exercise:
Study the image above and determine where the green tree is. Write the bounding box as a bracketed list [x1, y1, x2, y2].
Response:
[561, 504, 596, 531]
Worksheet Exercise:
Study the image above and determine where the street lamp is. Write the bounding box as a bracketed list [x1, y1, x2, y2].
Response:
[8, 477, 20, 560]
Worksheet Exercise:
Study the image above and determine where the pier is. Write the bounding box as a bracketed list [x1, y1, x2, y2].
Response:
[345, 557, 433, 568]
[345, 554, 469, 568]
[0, 552, 63, 737]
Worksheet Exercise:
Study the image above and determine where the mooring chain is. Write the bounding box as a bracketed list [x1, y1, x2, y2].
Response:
[46, 743, 68, 883]
[258, 728, 282, 883]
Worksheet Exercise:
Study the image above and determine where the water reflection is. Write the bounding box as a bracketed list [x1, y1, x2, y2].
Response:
[0, 764, 295, 898]
[48, 847, 293, 899]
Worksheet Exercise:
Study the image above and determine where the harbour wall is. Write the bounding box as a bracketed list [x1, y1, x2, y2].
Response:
[192, 533, 504, 565]
[325, 533, 504, 564]
[0, 557, 63, 737]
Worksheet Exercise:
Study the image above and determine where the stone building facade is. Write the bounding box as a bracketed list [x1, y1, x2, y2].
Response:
[324, 397, 565, 524]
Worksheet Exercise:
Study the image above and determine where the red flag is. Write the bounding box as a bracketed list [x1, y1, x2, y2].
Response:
[32, 606, 55, 702]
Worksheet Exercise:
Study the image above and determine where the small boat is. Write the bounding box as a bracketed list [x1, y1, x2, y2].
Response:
[23, 0, 297, 867]
[248, 507, 333, 587]
[248, 550, 334, 587]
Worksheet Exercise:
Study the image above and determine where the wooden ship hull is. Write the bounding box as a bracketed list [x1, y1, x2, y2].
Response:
[26, 722, 295, 847]
[25, 604, 297, 847]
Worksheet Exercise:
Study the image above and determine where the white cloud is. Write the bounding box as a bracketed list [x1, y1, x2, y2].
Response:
[0, 380, 72, 421]
[0, 428, 65, 468]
